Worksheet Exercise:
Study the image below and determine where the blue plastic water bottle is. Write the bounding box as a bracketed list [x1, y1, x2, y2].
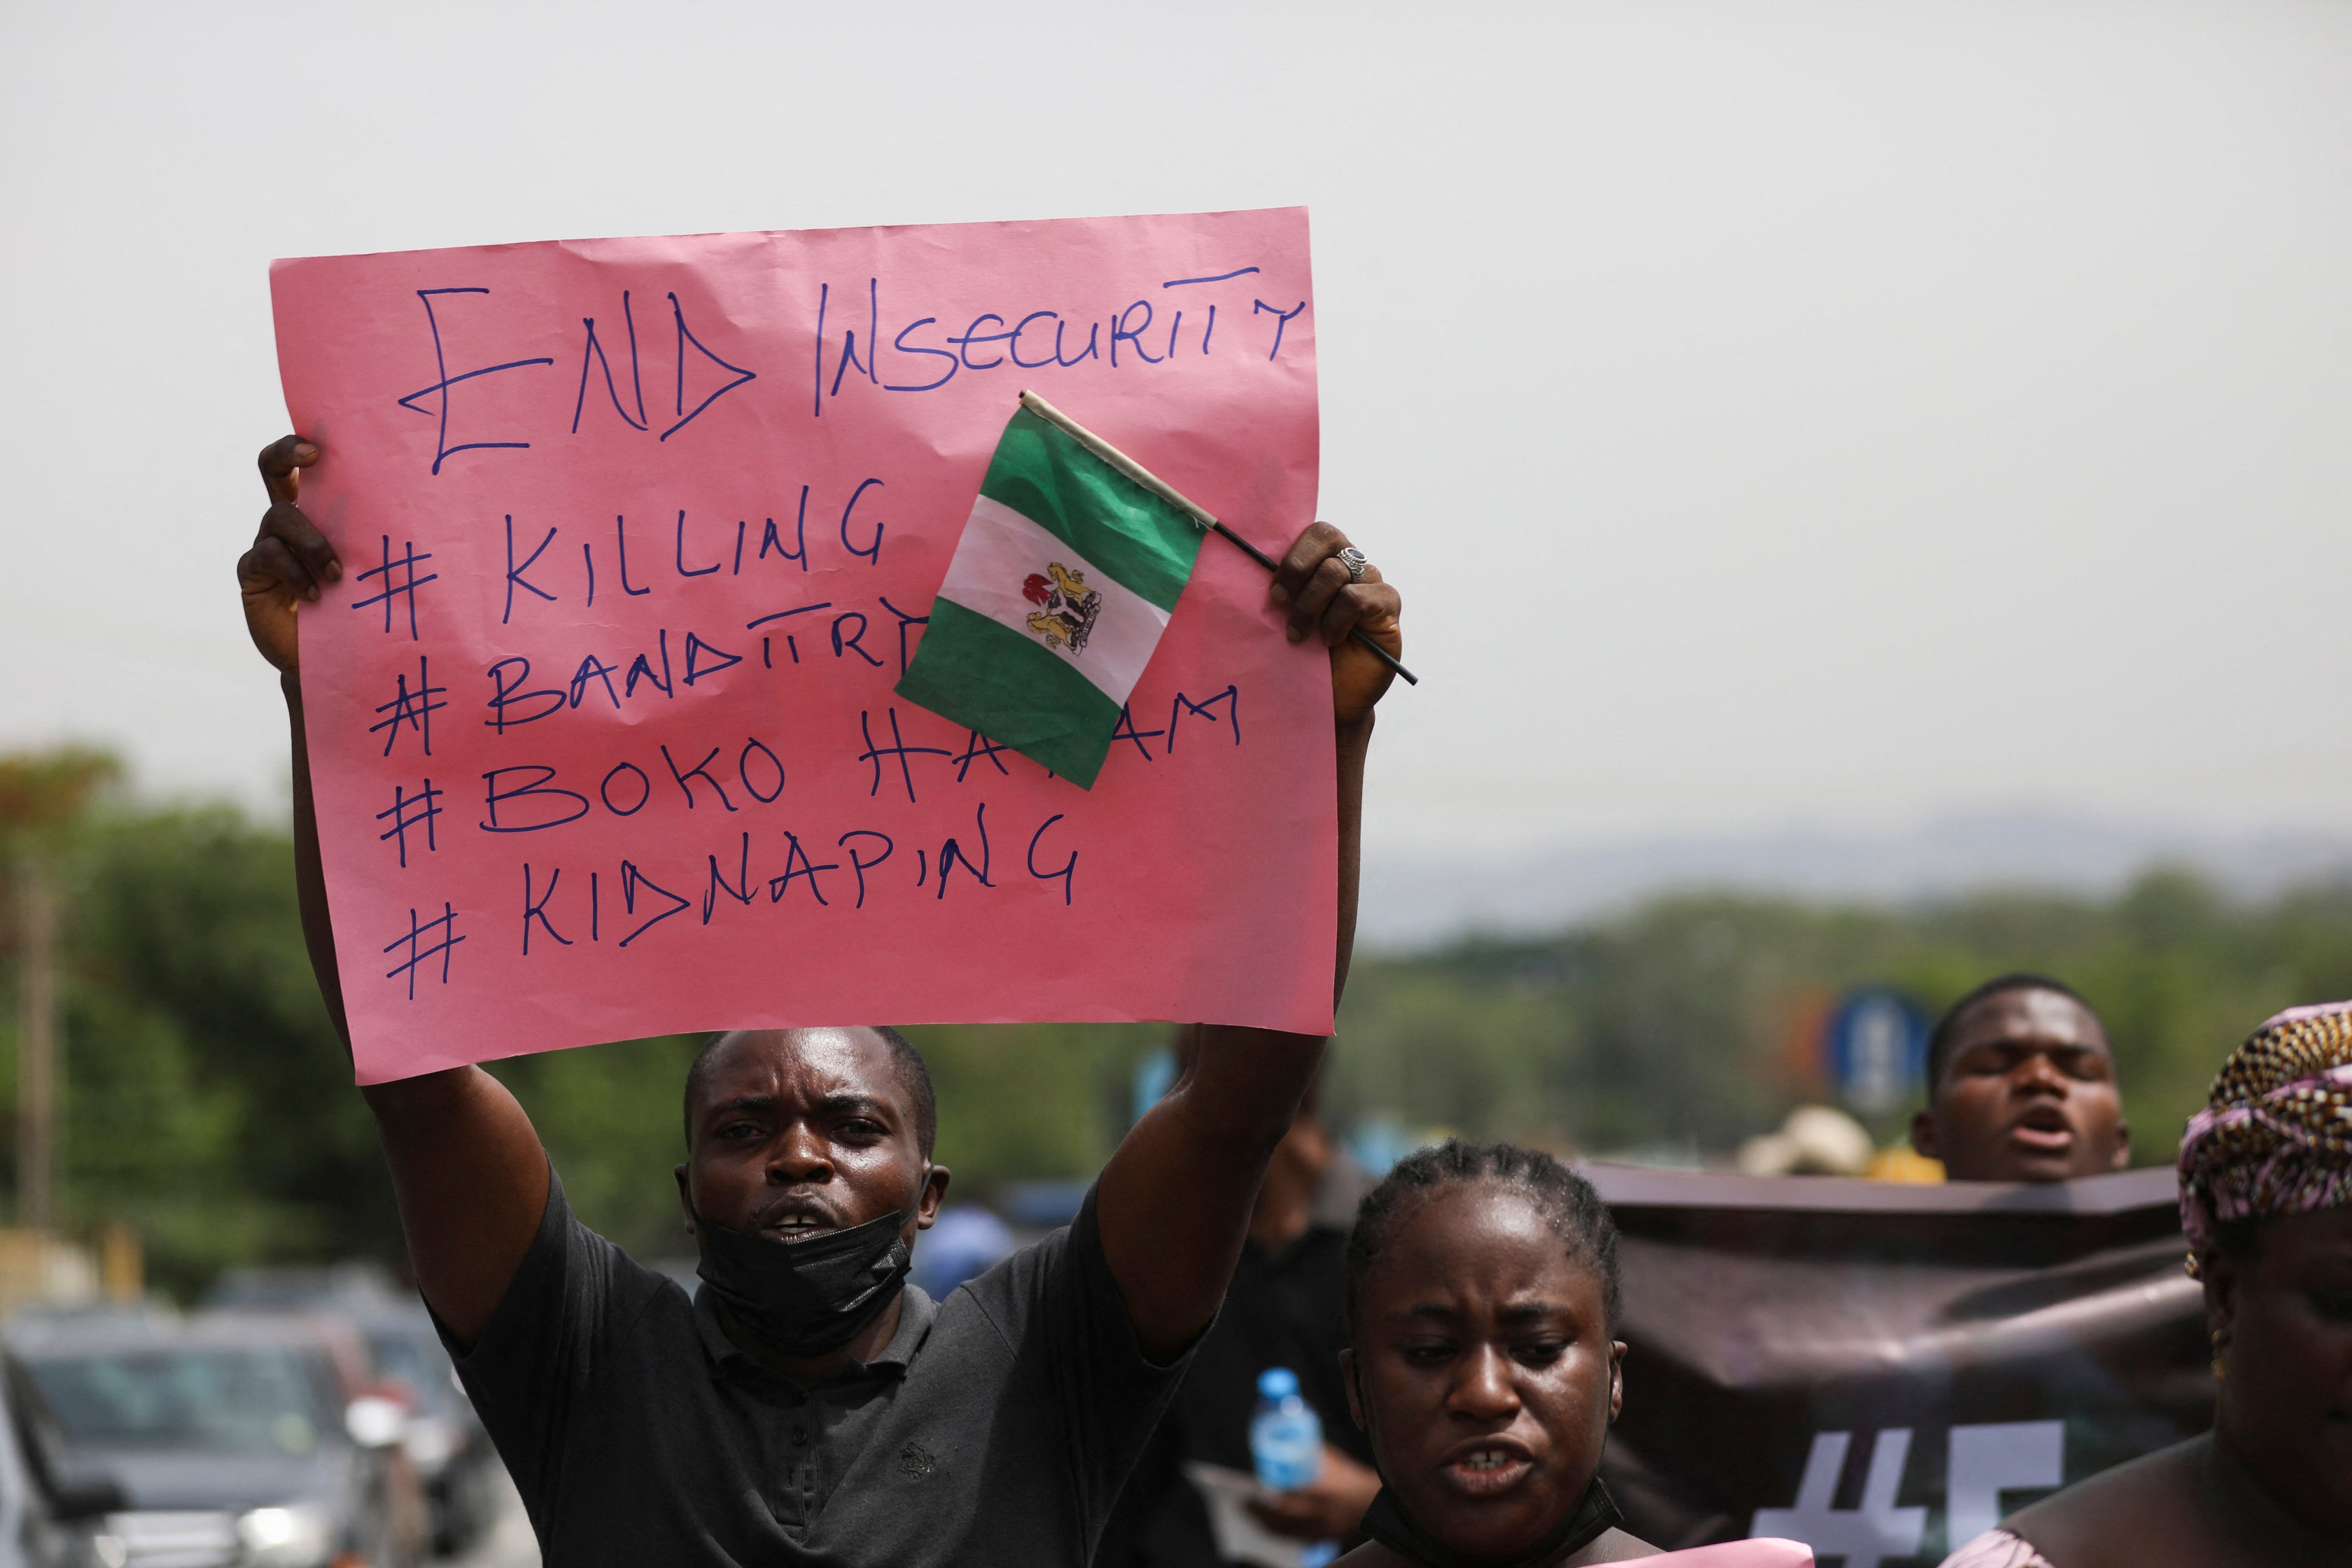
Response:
[1252, 1368, 1339, 1565]
[1249, 1366, 1323, 1490]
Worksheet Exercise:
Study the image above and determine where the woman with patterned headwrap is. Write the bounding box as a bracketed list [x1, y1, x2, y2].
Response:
[1937, 1002, 2352, 1568]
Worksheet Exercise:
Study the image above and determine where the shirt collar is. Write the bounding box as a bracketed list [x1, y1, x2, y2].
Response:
[694, 1281, 939, 1381]
[867, 1282, 937, 1369]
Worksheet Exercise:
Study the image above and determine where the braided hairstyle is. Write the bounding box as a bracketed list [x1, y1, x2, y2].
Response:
[1344, 1140, 1623, 1340]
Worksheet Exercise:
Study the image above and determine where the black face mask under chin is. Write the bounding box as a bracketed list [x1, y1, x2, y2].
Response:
[693, 1176, 926, 1359]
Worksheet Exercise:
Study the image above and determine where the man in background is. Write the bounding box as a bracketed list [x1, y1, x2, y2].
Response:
[1910, 973, 2131, 1182]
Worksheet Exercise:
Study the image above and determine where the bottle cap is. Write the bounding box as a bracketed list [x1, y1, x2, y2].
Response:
[1257, 1366, 1300, 1400]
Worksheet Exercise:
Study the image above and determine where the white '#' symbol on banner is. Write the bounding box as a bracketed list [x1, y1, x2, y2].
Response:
[1751, 1429, 1925, 1568]
[1751, 1422, 2068, 1565]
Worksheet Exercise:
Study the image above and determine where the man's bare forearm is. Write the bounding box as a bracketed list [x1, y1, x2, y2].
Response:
[1166, 710, 1368, 1150]
[368, 1062, 551, 1347]
[1169, 709, 1371, 1158]
[1334, 710, 1372, 1008]
[284, 673, 548, 1343]
[1096, 709, 1374, 1359]
[251, 446, 546, 1343]
[284, 674, 353, 1054]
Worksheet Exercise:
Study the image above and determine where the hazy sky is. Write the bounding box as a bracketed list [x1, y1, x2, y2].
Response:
[4, 1, 2347, 855]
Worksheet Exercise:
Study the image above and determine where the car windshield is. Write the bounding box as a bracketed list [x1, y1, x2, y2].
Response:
[24, 1346, 332, 1457]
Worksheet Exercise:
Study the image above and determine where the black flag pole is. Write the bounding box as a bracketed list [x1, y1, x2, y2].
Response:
[1016, 390, 1418, 687]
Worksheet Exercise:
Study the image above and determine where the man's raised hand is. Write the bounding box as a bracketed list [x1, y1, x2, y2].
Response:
[1268, 522, 1404, 727]
[237, 436, 339, 676]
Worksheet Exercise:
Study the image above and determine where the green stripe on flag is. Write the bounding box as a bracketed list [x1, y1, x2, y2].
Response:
[895, 598, 1124, 788]
[977, 407, 1205, 612]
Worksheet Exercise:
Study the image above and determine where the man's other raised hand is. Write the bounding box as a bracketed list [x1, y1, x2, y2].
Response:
[237, 436, 337, 677]
[1268, 522, 1403, 727]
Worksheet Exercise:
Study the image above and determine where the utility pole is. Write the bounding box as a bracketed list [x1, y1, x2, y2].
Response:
[0, 747, 114, 1238]
[15, 858, 55, 1231]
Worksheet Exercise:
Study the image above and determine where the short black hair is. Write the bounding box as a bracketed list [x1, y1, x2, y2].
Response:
[1924, 973, 2101, 1092]
[1344, 1139, 1622, 1339]
[682, 1027, 937, 1158]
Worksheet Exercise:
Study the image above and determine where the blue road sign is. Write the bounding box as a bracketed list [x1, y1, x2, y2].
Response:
[1826, 988, 1929, 1113]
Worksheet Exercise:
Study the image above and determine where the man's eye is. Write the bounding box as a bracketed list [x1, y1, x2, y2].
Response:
[717, 1122, 760, 1141]
[1400, 1343, 1452, 1367]
[836, 1119, 885, 1140]
[1513, 1340, 1567, 1368]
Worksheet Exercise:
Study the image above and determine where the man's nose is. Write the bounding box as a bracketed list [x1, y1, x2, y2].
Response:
[2012, 1051, 2068, 1093]
[765, 1122, 833, 1180]
[1448, 1344, 1522, 1422]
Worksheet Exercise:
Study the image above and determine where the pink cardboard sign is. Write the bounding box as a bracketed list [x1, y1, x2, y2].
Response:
[270, 209, 1335, 1084]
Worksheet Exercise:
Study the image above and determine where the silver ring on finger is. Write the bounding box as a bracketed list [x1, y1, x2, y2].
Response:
[1338, 546, 1371, 583]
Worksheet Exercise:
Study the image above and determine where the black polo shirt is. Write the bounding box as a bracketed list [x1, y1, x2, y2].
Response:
[445, 1172, 1187, 1566]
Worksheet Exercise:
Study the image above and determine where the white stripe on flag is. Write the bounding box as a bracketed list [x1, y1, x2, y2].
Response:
[934, 494, 1173, 706]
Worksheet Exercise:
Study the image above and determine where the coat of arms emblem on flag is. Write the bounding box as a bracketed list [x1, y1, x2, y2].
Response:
[1021, 564, 1103, 652]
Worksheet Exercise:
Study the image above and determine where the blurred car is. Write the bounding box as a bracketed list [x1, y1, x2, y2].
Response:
[8, 1315, 419, 1568]
[201, 1270, 495, 1557]
[260, 1319, 427, 1567]
[0, 1354, 127, 1568]
[336, 1313, 492, 1557]
[200, 1269, 402, 1317]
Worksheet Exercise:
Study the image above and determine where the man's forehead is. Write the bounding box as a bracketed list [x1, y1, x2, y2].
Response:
[1953, 988, 2110, 1052]
[696, 1027, 904, 1102]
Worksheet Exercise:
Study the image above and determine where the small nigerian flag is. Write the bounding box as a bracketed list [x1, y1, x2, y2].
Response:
[896, 398, 1208, 788]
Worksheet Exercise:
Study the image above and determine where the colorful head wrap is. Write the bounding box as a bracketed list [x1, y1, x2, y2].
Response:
[2178, 1000, 2352, 1271]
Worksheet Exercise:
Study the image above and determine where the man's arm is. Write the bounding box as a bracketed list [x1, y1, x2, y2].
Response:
[241, 436, 550, 1347]
[1096, 522, 1401, 1361]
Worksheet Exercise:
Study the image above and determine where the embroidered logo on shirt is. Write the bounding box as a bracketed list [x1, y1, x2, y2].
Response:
[898, 1441, 937, 1480]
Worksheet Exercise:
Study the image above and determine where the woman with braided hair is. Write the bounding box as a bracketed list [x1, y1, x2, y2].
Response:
[1940, 1002, 2352, 1568]
[1332, 1140, 1809, 1567]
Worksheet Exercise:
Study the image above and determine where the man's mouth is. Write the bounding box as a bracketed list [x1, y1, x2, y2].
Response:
[2006, 1106, 2075, 1154]
[756, 1200, 842, 1242]
[1440, 1442, 1534, 1497]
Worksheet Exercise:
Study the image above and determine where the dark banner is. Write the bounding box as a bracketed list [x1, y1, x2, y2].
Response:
[1588, 1166, 2208, 1567]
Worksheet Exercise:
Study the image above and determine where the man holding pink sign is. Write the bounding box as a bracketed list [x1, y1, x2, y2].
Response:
[239, 421, 1399, 1567]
